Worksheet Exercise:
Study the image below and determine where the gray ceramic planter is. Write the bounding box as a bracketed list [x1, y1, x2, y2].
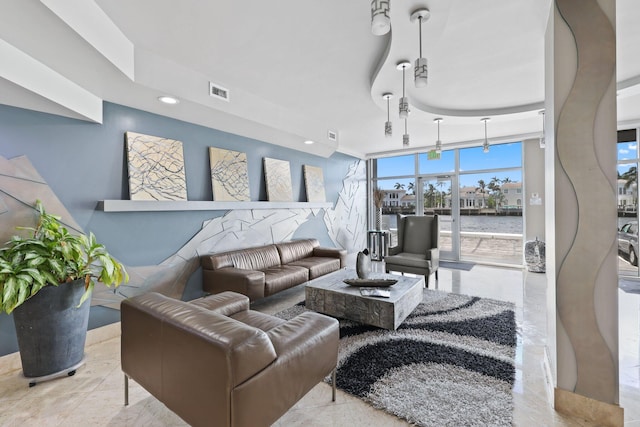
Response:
[13, 279, 90, 379]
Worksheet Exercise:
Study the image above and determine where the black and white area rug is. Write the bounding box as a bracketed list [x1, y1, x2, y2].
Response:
[276, 291, 517, 427]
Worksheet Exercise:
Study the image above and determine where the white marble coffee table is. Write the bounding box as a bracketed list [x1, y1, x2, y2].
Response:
[304, 269, 424, 330]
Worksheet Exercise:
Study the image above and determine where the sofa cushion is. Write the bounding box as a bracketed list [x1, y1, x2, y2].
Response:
[202, 244, 281, 271]
[384, 252, 431, 269]
[276, 239, 319, 264]
[190, 291, 249, 315]
[231, 310, 287, 332]
[263, 265, 309, 296]
[289, 257, 341, 280]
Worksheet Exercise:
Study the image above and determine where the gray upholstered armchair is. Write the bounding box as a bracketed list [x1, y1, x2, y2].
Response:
[384, 214, 439, 287]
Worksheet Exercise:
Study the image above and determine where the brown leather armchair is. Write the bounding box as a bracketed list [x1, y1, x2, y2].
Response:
[384, 214, 439, 287]
[121, 291, 339, 427]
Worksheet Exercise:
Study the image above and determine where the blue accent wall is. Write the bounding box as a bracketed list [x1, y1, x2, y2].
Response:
[0, 102, 359, 356]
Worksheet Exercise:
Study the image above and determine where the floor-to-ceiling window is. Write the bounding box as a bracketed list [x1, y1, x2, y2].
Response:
[458, 143, 523, 265]
[417, 150, 456, 258]
[372, 155, 417, 240]
[371, 142, 523, 265]
[617, 129, 639, 277]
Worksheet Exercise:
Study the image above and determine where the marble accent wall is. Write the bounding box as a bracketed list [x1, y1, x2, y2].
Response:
[0, 154, 366, 308]
[95, 159, 366, 306]
[547, 0, 619, 406]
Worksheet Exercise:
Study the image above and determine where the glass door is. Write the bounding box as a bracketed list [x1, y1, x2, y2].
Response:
[617, 160, 639, 277]
[419, 176, 455, 259]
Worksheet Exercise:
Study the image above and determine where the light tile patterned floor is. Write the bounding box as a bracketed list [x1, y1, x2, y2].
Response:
[1, 264, 638, 426]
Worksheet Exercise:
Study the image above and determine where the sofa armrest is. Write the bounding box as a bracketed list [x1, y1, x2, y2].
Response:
[313, 247, 348, 268]
[229, 311, 339, 427]
[190, 291, 250, 316]
[203, 267, 266, 301]
[388, 244, 401, 256]
[427, 248, 439, 269]
[267, 311, 339, 362]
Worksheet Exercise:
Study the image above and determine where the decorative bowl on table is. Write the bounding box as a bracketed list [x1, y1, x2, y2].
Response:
[343, 278, 398, 287]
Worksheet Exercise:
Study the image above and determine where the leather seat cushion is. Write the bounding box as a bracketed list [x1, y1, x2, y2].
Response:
[264, 265, 309, 296]
[384, 252, 432, 269]
[202, 244, 281, 270]
[288, 257, 340, 279]
[231, 310, 287, 332]
[276, 239, 319, 264]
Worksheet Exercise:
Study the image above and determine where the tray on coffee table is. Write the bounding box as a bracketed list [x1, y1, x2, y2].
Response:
[343, 278, 398, 287]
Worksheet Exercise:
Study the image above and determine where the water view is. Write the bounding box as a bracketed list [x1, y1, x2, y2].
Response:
[383, 214, 524, 265]
[385, 214, 523, 234]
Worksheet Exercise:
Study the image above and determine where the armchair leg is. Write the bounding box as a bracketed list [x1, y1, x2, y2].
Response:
[124, 374, 129, 406]
[332, 369, 337, 402]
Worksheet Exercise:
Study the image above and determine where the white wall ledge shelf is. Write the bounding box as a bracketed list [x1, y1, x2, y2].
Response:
[98, 200, 334, 212]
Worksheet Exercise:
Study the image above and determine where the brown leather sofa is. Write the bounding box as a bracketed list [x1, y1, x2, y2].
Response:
[121, 291, 339, 427]
[201, 238, 347, 301]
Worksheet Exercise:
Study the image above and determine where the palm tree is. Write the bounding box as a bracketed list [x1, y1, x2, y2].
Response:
[488, 177, 503, 210]
[501, 177, 513, 185]
[424, 184, 437, 208]
[622, 166, 637, 190]
[407, 181, 415, 195]
[476, 179, 487, 208]
[394, 182, 405, 190]
[436, 181, 445, 208]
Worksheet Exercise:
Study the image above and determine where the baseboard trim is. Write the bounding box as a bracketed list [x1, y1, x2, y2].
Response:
[554, 388, 624, 427]
[0, 322, 121, 376]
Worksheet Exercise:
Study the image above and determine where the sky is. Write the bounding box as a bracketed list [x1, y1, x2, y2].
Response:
[376, 141, 523, 189]
[618, 141, 638, 176]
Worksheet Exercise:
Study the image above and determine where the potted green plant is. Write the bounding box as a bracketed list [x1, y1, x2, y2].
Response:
[0, 200, 128, 383]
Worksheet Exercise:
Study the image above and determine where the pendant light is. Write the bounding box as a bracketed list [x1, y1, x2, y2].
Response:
[383, 93, 393, 138]
[434, 118, 443, 153]
[371, 0, 391, 36]
[538, 110, 546, 148]
[403, 119, 409, 147]
[410, 8, 430, 88]
[397, 61, 410, 119]
[481, 118, 490, 153]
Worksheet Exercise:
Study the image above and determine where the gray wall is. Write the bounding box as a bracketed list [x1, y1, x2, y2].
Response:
[0, 102, 360, 355]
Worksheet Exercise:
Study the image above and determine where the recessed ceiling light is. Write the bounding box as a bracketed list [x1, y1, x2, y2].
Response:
[158, 96, 179, 105]
[304, 140, 315, 145]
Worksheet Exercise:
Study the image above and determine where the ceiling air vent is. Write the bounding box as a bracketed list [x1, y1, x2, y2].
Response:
[327, 130, 338, 142]
[209, 81, 230, 102]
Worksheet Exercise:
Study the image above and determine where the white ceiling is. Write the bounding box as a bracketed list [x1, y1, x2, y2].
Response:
[2, 0, 640, 159]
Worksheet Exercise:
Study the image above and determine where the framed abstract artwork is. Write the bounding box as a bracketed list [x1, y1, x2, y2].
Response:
[303, 165, 326, 202]
[209, 147, 250, 201]
[125, 131, 187, 201]
[263, 157, 293, 202]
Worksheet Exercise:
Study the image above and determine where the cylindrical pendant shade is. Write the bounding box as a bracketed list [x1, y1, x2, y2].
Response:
[371, 0, 391, 36]
[399, 97, 409, 119]
[435, 139, 442, 153]
[403, 133, 410, 147]
[385, 121, 392, 137]
[414, 57, 428, 87]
